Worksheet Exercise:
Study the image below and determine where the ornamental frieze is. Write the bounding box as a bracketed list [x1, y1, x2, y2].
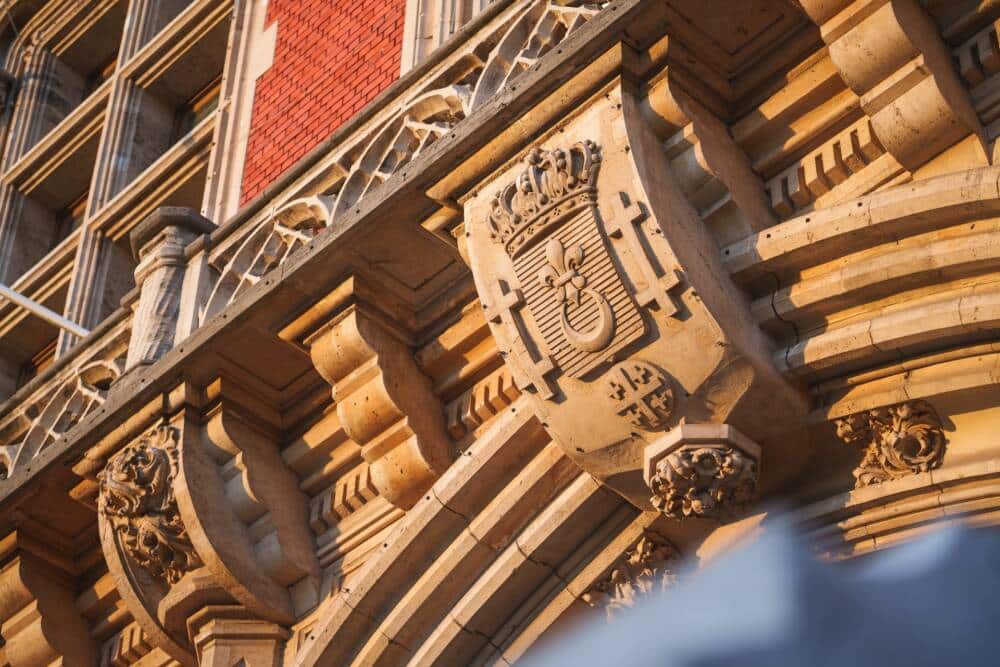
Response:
[462, 82, 807, 517]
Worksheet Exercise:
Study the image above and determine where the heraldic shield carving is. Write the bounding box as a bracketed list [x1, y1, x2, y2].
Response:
[464, 84, 808, 519]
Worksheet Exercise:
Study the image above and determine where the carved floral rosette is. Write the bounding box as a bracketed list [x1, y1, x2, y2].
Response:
[583, 532, 678, 620]
[98, 425, 201, 585]
[835, 400, 947, 487]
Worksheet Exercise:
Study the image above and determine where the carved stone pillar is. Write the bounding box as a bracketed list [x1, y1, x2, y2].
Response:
[307, 305, 453, 509]
[188, 606, 289, 667]
[126, 207, 214, 371]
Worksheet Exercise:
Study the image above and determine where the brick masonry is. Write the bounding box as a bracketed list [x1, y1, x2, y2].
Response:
[239, 0, 405, 205]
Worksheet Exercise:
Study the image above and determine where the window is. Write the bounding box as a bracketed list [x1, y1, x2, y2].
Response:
[173, 75, 221, 142]
[15, 338, 56, 389]
[54, 193, 87, 247]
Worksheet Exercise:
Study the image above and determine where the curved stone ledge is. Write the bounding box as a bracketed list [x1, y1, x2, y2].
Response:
[723, 167, 1000, 282]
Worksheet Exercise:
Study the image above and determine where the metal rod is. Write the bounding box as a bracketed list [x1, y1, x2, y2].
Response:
[0, 283, 89, 338]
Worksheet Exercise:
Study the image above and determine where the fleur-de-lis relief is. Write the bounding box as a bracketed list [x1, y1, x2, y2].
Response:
[537, 237, 614, 353]
[538, 237, 586, 304]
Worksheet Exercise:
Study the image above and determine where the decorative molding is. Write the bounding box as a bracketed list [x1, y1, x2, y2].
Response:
[98, 425, 201, 585]
[643, 424, 760, 521]
[309, 465, 379, 536]
[834, 400, 946, 487]
[444, 365, 522, 439]
[764, 117, 891, 219]
[582, 532, 678, 619]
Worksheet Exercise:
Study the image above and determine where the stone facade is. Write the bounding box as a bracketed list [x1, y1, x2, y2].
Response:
[0, 0, 999, 664]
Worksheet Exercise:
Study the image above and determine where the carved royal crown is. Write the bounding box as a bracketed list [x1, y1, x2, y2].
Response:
[488, 140, 601, 258]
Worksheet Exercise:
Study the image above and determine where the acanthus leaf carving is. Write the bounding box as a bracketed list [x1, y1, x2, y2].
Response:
[834, 399, 946, 487]
[98, 425, 202, 585]
[582, 532, 678, 619]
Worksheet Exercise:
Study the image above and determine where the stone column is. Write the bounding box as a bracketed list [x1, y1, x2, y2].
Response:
[125, 207, 213, 371]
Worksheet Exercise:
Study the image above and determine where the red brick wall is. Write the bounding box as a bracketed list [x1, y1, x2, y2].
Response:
[240, 0, 405, 205]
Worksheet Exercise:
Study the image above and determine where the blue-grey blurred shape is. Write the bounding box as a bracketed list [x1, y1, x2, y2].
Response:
[526, 522, 1000, 667]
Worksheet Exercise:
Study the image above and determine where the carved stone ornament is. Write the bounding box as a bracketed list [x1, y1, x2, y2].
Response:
[583, 532, 678, 620]
[485, 141, 646, 381]
[643, 424, 761, 521]
[606, 360, 674, 431]
[834, 400, 947, 487]
[98, 425, 202, 585]
[463, 83, 807, 514]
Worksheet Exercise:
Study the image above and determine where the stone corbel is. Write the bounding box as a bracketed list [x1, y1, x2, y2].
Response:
[126, 207, 214, 372]
[643, 424, 760, 521]
[800, 0, 986, 169]
[307, 305, 453, 509]
[96, 386, 317, 665]
[0, 529, 98, 667]
[457, 78, 808, 517]
[642, 73, 776, 235]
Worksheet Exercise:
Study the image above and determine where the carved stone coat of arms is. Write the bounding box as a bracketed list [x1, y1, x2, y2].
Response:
[464, 83, 806, 516]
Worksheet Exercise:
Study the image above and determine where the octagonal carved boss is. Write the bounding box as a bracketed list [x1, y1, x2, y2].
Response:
[462, 82, 808, 520]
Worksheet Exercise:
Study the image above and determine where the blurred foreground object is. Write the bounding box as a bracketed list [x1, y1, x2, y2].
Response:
[528, 522, 1000, 667]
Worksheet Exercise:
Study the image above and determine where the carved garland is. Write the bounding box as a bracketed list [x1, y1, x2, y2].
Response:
[649, 445, 757, 520]
[98, 425, 201, 585]
[834, 399, 947, 487]
[582, 532, 678, 619]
